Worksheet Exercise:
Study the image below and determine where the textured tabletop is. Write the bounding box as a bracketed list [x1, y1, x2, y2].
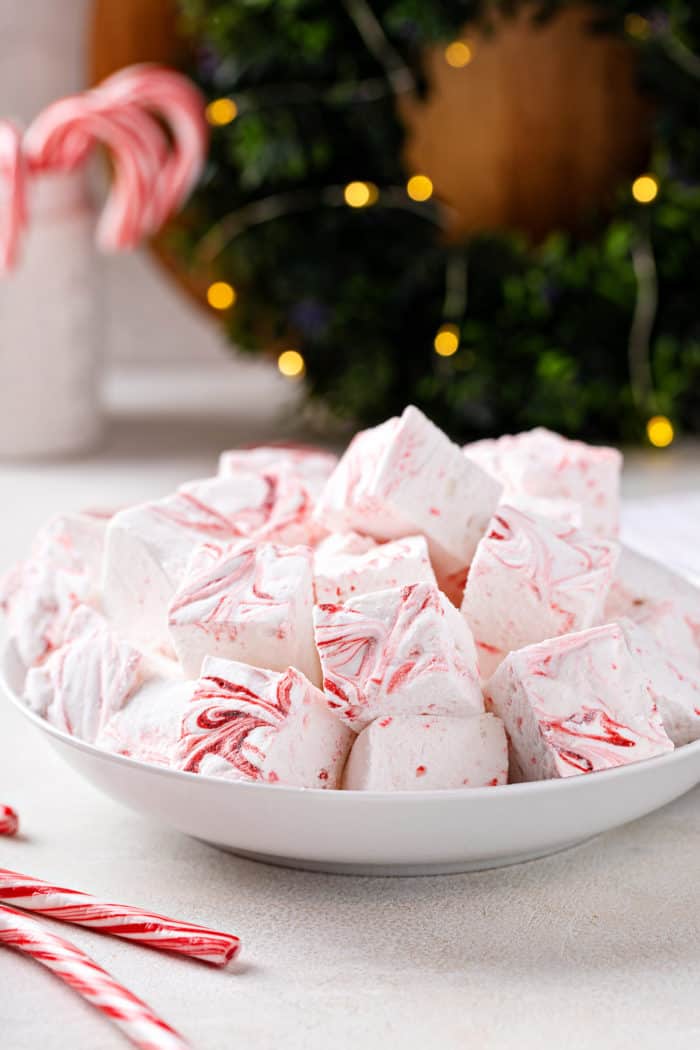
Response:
[1, 412, 699, 1050]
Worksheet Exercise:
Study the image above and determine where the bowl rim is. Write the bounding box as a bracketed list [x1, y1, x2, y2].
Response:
[4, 640, 700, 806]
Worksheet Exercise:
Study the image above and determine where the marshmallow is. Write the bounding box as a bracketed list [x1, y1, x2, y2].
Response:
[96, 678, 197, 766]
[218, 443, 338, 494]
[604, 544, 700, 667]
[314, 533, 436, 604]
[461, 505, 619, 678]
[342, 713, 508, 790]
[168, 540, 320, 683]
[313, 582, 484, 729]
[617, 618, 700, 746]
[464, 428, 622, 537]
[24, 606, 144, 743]
[485, 623, 673, 781]
[1, 512, 107, 668]
[174, 657, 353, 787]
[315, 405, 503, 577]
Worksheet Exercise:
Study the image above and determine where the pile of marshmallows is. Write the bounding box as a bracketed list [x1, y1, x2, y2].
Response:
[3, 407, 699, 791]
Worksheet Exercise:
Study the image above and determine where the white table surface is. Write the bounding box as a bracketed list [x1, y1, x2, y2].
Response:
[1, 407, 699, 1050]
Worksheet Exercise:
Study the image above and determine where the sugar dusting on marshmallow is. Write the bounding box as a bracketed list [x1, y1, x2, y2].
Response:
[314, 581, 484, 729]
[342, 713, 508, 791]
[462, 505, 619, 678]
[96, 678, 197, 766]
[174, 657, 353, 788]
[486, 623, 673, 781]
[314, 533, 436, 604]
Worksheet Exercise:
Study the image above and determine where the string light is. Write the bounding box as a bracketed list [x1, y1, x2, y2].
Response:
[444, 41, 473, 68]
[206, 98, 238, 126]
[646, 415, 674, 448]
[206, 281, 236, 310]
[624, 14, 651, 40]
[277, 349, 305, 378]
[344, 181, 379, 208]
[632, 174, 659, 204]
[434, 323, 459, 357]
[406, 174, 433, 202]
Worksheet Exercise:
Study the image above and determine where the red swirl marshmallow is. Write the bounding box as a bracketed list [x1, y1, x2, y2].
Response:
[218, 443, 338, 494]
[23, 606, 144, 743]
[342, 713, 508, 790]
[313, 582, 483, 729]
[314, 533, 436, 604]
[96, 678, 197, 766]
[1, 512, 108, 668]
[464, 427, 622, 537]
[174, 657, 353, 787]
[485, 623, 674, 781]
[461, 505, 619, 678]
[168, 540, 320, 683]
[314, 406, 502, 581]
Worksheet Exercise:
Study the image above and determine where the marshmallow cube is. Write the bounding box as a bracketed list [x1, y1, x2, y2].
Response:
[218, 444, 338, 495]
[461, 505, 619, 678]
[618, 618, 700, 746]
[1, 511, 108, 668]
[342, 713, 508, 791]
[174, 657, 354, 787]
[314, 582, 484, 729]
[96, 678, 197, 766]
[24, 606, 144, 743]
[315, 405, 503, 576]
[168, 540, 320, 682]
[314, 533, 437, 604]
[465, 428, 622, 537]
[486, 623, 673, 781]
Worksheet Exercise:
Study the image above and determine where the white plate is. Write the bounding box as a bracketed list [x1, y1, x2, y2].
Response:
[3, 641, 700, 876]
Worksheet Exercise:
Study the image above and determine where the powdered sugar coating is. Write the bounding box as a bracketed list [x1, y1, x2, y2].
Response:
[315, 406, 502, 576]
[174, 657, 353, 787]
[313, 582, 484, 729]
[96, 678, 196, 766]
[462, 505, 619, 677]
[24, 606, 144, 743]
[168, 540, 320, 683]
[314, 533, 436, 604]
[342, 713, 508, 791]
[218, 443, 338, 495]
[464, 427, 621, 537]
[486, 623, 673, 781]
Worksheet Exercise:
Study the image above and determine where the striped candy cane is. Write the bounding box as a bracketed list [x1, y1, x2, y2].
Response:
[0, 805, 19, 836]
[0, 120, 27, 274]
[0, 868, 240, 965]
[0, 904, 191, 1050]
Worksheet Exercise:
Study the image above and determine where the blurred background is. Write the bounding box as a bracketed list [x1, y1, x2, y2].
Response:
[1, 0, 699, 464]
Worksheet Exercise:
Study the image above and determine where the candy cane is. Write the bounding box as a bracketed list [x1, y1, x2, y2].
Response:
[0, 120, 27, 274]
[0, 904, 191, 1050]
[0, 805, 19, 836]
[96, 65, 208, 225]
[0, 868, 240, 965]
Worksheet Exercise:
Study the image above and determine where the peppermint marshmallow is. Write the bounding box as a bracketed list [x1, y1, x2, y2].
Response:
[485, 623, 673, 781]
[464, 428, 622, 537]
[314, 405, 503, 577]
[24, 606, 144, 743]
[168, 540, 320, 683]
[218, 443, 338, 494]
[174, 657, 353, 787]
[96, 678, 197, 766]
[1, 512, 107, 667]
[461, 505, 619, 678]
[314, 533, 436, 604]
[342, 713, 508, 791]
[604, 545, 700, 667]
[313, 582, 483, 729]
[617, 618, 700, 746]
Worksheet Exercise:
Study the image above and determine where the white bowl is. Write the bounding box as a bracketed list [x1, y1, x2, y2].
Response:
[4, 641, 700, 876]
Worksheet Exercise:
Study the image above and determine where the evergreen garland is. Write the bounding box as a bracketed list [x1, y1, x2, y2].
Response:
[175, 1, 700, 443]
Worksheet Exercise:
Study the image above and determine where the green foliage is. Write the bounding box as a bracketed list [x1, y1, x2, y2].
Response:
[177, 0, 700, 441]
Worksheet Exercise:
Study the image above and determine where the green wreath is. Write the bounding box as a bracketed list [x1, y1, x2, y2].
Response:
[175, 1, 700, 445]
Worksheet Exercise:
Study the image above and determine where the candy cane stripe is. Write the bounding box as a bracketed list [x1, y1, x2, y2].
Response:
[0, 804, 19, 836]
